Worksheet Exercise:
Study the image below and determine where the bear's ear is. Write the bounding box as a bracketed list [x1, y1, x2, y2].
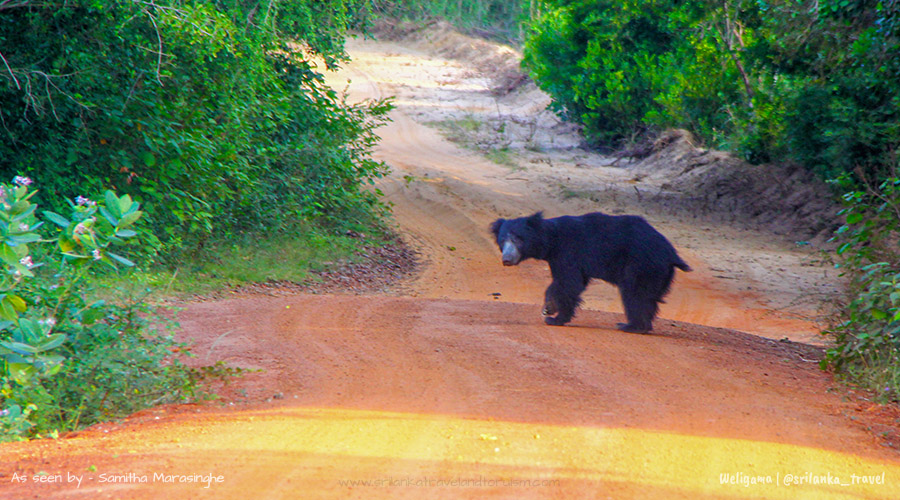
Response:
[526, 212, 544, 228]
[490, 219, 505, 237]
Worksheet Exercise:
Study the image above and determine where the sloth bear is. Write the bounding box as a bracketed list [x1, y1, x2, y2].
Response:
[491, 211, 691, 333]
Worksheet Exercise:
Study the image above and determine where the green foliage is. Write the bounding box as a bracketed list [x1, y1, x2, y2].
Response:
[825, 175, 900, 401]
[0, 0, 390, 258]
[523, 0, 718, 147]
[0, 180, 198, 440]
[374, 0, 536, 41]
[522, 0, 900, 178]
[122, 224, 380, 297]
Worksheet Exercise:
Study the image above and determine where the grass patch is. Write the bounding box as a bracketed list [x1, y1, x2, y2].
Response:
[426, 116, 521, 169]
[560, 186, 600, 202]
[426, 115, 484, 145]
[837, 355, 900, 404]
[100, 224, 385, 298]
[484, 147, 518, 168]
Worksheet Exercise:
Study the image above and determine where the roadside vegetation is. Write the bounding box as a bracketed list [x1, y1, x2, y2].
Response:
[374, 0, 537, 42]
[0, 180, 195, 440]
[375, 1, 900, 400]
[0, 0, 390, 440]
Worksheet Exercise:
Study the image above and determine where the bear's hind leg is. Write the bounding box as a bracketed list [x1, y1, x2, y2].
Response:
[617, 275, 659, 334]
[617, 298, 656, 333]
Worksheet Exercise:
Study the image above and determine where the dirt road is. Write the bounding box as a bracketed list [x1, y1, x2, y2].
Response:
[2, 34, 899, 499]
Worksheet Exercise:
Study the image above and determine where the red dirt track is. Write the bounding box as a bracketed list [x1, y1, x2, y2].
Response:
[2, 36, 899, 500]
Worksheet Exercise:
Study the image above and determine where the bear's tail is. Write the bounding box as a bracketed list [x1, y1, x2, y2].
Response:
[674, 257, 692, 272]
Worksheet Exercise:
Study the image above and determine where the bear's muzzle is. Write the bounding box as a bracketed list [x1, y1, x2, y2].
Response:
[501, 239, 521, 266]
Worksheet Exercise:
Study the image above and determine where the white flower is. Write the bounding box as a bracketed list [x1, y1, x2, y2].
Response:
[19, 256, 34, 268]
[18, 223, 28, 232]
[92, 249, 102, 260]
[75, 195, 90, 206]
[13, 176, 32, 186]
[0, 409, 9, 417]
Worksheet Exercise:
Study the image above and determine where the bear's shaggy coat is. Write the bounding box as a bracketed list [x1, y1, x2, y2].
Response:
[491, 212, 691, 333]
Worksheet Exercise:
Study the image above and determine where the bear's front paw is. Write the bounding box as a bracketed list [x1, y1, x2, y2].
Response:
[544, 316, 564, 326]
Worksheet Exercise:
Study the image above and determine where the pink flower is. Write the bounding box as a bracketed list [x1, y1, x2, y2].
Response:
[13, 176, 32, 186]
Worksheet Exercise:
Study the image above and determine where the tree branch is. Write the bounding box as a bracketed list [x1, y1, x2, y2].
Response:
[142, 0, 164, 84]
[0, 0, 35, 12]
[0, 50, 21, 89]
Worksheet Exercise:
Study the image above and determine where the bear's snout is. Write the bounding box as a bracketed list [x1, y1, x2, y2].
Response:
[501, 239, 521, 266]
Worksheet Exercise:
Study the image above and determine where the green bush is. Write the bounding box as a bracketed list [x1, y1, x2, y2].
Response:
[522, 0, 900, 178]
[0, 1, 390, 258]
[0, 179, 198, 440]
[523, 0, 732, 148]
[825, 175, 900, 401]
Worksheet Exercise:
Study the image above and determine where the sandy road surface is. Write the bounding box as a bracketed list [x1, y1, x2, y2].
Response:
[2, 36, 899, 500]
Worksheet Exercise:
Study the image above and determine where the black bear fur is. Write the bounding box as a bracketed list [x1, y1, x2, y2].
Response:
[491, 211, 691, 333]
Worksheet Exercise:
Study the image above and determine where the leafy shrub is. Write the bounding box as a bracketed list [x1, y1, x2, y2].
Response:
[522, 0, 900, 179]
[523, 0, 730, 148]
[0, 179, 197, 440]
[824, 175, 900, 401]
[0, 1, 391, 259]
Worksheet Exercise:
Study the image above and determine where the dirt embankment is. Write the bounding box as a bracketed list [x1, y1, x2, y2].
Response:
[632, 129, 840, 244]
[371, 19, 529, 97]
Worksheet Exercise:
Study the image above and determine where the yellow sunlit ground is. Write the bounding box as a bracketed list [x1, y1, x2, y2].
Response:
[156, 407, 898, 499]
